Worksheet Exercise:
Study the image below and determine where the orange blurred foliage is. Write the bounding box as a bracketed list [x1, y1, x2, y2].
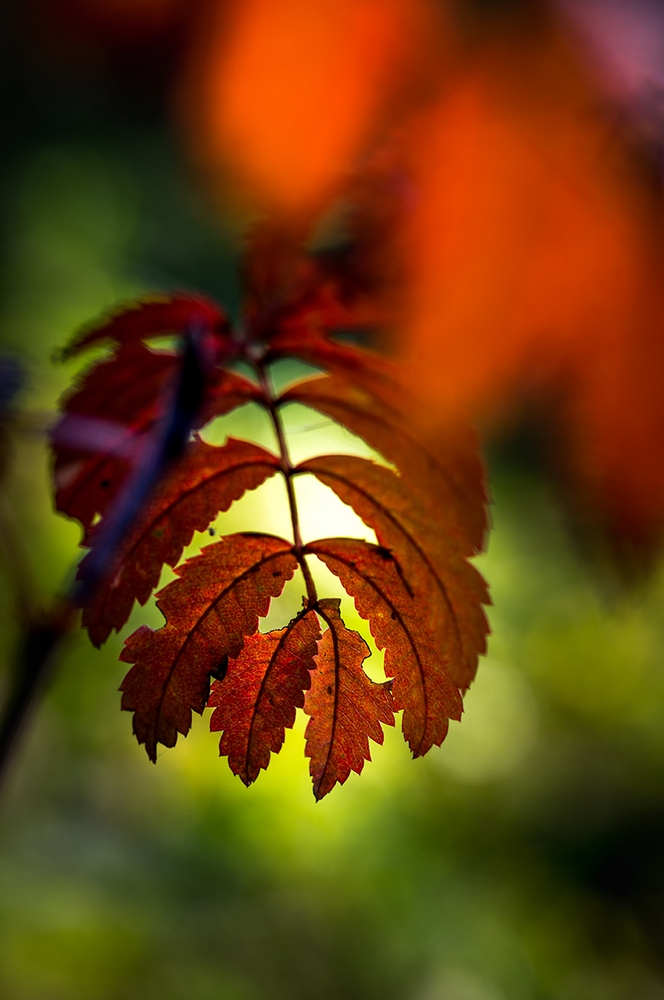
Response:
[180, 0, 664, 556]
[399, 22, 664, 554]
[181, 0, 450, 215]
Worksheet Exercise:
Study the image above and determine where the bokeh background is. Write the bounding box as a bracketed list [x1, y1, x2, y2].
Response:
[2, 1, 664, 998]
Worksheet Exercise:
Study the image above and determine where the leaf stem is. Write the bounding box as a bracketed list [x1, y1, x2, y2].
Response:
[255, 364, 318, 607]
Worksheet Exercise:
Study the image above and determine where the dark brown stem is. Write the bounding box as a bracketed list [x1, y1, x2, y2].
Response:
[0, 492, 35, 628]
[0, 323, 211, 792]
[255, 363, 318, 607]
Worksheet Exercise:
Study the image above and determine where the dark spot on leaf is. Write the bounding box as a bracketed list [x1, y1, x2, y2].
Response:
[376, 546, 393, 560]
[100, 479, 110, 489]
[272, 570, 282, 577]
[208, 527, 216, 536]
[326, 685, 332, 695]
[210, 656, 228, 682]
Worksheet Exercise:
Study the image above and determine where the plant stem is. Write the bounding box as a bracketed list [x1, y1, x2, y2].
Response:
[0, 324, 211, 792]
[256, 364, 317, 607]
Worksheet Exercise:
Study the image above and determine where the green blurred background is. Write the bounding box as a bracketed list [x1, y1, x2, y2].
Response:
[2, 3, 664, 998]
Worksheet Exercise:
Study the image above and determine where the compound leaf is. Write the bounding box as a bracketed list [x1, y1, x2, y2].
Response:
[119, 533, 298, 762]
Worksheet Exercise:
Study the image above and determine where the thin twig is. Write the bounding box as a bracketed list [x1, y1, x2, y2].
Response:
[0, 326, 211, 790]
[255, 362, 318, 607]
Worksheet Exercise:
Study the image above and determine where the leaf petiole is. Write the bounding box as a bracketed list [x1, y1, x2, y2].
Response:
[254, 360, 318, 607]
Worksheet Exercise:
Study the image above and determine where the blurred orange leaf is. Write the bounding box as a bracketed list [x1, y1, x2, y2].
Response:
[183, 0, 664, 554]
[184, 0, 442, 213]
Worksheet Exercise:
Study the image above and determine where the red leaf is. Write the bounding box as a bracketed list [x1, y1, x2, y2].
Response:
[306, 538, 464, 757]
[209, 609, 321, 785]
[201, 367, 262, 424]
[298, 454, 489, 689]
[267, 328, 402, 409]
[48, 226, 495, 795]
[52, 345, 260, 531]
[304, 598, 394, 800]
[282, 373, 488, 552]
[240, 223, 387, 347]
[52, 345, 175, 530]
[81, 437, 281, 646]
[58, 294, 230, 360]
[119, 533, 298, 761]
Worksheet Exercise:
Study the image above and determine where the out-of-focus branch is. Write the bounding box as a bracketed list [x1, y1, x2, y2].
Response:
[0, 327, 210, 790]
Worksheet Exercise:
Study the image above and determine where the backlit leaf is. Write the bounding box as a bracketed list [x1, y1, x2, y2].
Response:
[267, 329, 400, 409]
[304, 598, 394, 799]
[58, 293, 230, 360]
[48, 220, 492, 795]
[306, 538, 464, 756]
[82, 437, 280, 646]
[119, 533, 298, 761]
[52, 345, 260, 531]
[209, 609, 321, 785]
[282, 373, 488, 551]
[298, 454, 488, 688]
